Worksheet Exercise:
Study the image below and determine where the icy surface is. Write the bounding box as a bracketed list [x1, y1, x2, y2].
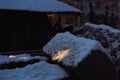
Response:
[43, 32, 106, 67]
[0, 61, 68, 80]
[0, 54, 47, 64]
[0, 0, 81, 12]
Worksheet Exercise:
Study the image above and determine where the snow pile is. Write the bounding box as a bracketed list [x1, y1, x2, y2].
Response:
[0, 54, 47, 64]
[83, 23, 120, 44]
[75, 22, 120, 68]
[0, 61, 68, 80]
[43, 32, 106, 67]
[85, 23, 120, 33]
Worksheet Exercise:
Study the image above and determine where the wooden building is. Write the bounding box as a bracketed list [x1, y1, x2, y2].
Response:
[0, 0, 81, 52]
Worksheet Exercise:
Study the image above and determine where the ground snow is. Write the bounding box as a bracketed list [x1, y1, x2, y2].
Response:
[0, 61, 68, 80]
[43, 32, 107, 67]
[0, 54, 47, 64]
[85, 23, 120, 33]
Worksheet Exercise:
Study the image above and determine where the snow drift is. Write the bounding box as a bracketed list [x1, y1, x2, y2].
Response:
[43, 32, 107, 66]
[43, 32, 117, 80]
[0, 61, 68, 80]
[74, 23, 120, 68]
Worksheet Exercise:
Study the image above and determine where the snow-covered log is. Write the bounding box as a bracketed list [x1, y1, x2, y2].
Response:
[43, 32, 117, 80]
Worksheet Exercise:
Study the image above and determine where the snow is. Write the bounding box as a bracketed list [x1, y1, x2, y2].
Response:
[111, 40, 120, 49]
[85, 23, 120, 33]
[0, 54, 47, 64]
[75, 23, 119, 62]
[0, 0, 81, 13]
[116, 51, 120, 59]
[0, 61, 68, 80]
[43, 32, 107, 67]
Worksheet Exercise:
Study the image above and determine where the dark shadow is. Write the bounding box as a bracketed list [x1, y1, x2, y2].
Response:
[0, 10, 57, 51]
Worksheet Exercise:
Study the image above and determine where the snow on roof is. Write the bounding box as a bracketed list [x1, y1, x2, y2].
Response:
[43, 32, 106, 67]
[85, 23, 120, 33]
[0, 54, 47, 64]
[0, 0, 81, 13]
[0, 61, 68, 80]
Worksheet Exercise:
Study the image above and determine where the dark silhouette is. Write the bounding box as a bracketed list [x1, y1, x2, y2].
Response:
[104, 6, 109, 25]
[89, 2, 95, 23]
[63, 24, 73, 32]
[118, 68, 120, 80]
[0, 10, 56, 51]
[110, 9, 115, 27]
[54, 16, 64, 32]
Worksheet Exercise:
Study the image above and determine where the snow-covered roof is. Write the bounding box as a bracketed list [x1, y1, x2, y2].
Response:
[43, 32, 106, 67]
[0, 0, 81, 13]
[85, 23, 120, 33]
[0, 61, 68, 80]
[0, 54, 47, 64]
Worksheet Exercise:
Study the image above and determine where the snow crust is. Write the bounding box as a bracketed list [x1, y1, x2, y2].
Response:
[0, 0, 81, 13]
[0, 54, 47, 64]
[0, 61, 68, 80]
[43, 32, 106, 67]
[85, 23, 120, 33]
